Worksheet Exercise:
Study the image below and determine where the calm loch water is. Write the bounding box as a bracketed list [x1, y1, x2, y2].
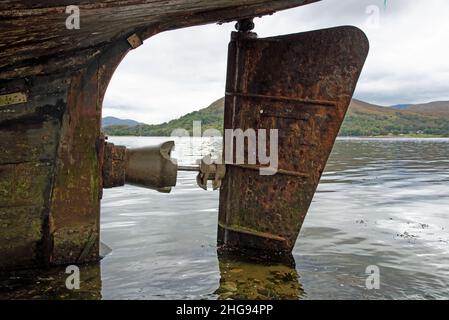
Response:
[1, 137, 449, 299]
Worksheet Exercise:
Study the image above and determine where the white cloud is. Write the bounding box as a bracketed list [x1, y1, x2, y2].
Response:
[104, 0, 449, 123]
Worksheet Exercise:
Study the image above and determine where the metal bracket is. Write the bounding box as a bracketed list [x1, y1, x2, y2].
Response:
[0, 92, 27, 107]
[235, 18, 255, 32]
[127, 33, 143, 49]
[196, 155, 226, 191]
[178, 155, 226, 191]
[218, 222, 287, 242]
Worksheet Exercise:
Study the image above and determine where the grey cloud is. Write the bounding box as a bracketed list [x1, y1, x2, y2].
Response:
[104, 0, 449, 123]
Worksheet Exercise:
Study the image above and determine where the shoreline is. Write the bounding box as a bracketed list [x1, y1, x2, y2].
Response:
[104, 134, 448, 139]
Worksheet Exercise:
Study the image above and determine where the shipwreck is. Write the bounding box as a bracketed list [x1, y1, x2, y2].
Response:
[0, 0, 368, 270]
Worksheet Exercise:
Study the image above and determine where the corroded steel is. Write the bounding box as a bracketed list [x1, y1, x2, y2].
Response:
[235, 18, 255, 32]
[196, 155, 226, 191]
[177, 155, 226, 190]
[0, 92, 27, 107]
[125, 141, 178, 192]
[127, 34, 143, 49]
[218, 27, 369, 255]
[103, 142, 127, 188]
[102, 141, 178, 192]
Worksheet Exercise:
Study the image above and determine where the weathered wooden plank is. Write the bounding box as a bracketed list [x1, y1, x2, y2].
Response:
[0, 162, 52, 208]
[0, 121, 60, 165]
[0, 162, 54, 269]
[0, 46, 104, 80]
[0, 206, 44, 269]
[0, 75, 67, 121]
[0, 75, 66, 269]
[0, 1, 318, 78]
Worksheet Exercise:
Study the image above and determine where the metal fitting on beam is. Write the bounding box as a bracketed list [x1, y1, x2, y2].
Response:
[235, 18, 255, 32]
[102, 141, 178, 193]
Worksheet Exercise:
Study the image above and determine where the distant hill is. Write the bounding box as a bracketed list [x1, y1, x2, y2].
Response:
[397, 101, 449, 116]
[103, 98, 449, 137]
[340, 99, 449, 136]
[102, 116, 143, 127]
[103, 98, 224, 136]
[390, 104, 411, 110]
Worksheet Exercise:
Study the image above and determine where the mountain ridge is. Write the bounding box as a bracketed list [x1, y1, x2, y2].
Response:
[103, 98, 449, 137]
[102, 116, 144, 127]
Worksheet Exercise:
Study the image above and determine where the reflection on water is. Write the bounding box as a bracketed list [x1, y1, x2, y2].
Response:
[215, 253, 303, 300]
[0, 254, 303, 301]
[1, 137, 449, 300]
[0, 263, 101, 300]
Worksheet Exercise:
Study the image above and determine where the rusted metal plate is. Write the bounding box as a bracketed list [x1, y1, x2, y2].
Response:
[218, 27, 369, 255]
[0, 92, 27, 107]
[127, 33, 143, 49]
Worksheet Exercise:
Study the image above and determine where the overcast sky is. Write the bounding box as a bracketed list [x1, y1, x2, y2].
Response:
[103, 0, 449, 124]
